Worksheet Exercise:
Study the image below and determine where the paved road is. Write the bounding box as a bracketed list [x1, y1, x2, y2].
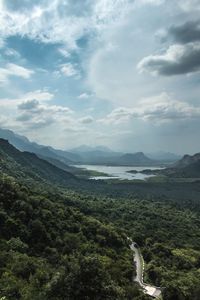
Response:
[130, 241, 162, 298]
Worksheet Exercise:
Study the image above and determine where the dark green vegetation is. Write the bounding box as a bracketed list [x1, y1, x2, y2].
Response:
[0, 175, 144, 300]
[0, 140, 147, 300]
[0, 139, 200, 299]
[68, 191, 200, 300]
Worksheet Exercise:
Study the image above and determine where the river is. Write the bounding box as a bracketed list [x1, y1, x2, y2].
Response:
[75, 165, 163, 181]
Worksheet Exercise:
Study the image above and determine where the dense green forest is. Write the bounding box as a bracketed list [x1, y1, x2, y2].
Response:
[65, 191, 200, 299]
[0, 175, 146, 300]
[0, 139, 200, 299]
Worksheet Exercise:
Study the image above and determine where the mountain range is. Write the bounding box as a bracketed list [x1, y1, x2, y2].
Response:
[0, 128, 81, 164]
[0, 128, 180, 167]
[0, 137, 200, 189]
[147, 151, 181, 162]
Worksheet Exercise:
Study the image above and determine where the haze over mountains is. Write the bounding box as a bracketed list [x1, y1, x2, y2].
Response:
[0, 128, 180, 167]
[1, 127, 199, 180]
[1, 136, 200, 189]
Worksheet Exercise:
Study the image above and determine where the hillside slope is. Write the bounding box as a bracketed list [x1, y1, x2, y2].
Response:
[161, 153, 200, 178]
[0, 172, 137, 300]
[0, 128, 81, 165]
[118, 152, 154, 166]
[0, 138, 77, 186]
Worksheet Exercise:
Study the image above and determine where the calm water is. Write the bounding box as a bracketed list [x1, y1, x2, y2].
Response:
[76, 165, 163, 181]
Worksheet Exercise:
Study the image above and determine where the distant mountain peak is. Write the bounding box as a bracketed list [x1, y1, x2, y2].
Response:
[70, 145, 112, 153]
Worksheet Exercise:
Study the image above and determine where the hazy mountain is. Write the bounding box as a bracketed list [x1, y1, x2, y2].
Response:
[147, 151, 181, 162]
[0, 128, 80, 165]
[0, 128, 36, 152]
[69, 145, 123, 164]
[0, 138, 76, 186]
[70, 145, 113, 153]
[67, 147, 157, 166]
[49, 147, 81, 162]
[0, 128, 172, 167]
[118, 152, 155, 166]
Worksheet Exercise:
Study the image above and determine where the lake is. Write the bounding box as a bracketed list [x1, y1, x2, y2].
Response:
[76, 165, 163, 181]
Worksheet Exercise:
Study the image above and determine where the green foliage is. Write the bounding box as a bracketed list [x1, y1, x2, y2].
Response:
[0, 176, 142, 300]
[0, 140, 200, 299]
[63, 190, 200, 300]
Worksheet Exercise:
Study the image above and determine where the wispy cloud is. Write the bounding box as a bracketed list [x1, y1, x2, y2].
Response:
[78, 93, 91, 99]
[0, 63, 34, 84]
[60, 63, 79, 77]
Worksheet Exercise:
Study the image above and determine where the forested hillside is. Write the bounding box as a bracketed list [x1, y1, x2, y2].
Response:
[0, 141, 199, 299]
[0, 139, 77, 186]
[0, 174, 146, 300]
[66, 191, 200, 299]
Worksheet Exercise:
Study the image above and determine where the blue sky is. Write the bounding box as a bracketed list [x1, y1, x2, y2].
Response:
[0, 0, 200, 153]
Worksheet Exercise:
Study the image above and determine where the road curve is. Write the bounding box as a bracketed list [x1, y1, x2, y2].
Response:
[129, 240, 162, 298]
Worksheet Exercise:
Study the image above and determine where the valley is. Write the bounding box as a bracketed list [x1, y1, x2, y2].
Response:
[1, 2, 199, 299]
[0, 132, 200, 300]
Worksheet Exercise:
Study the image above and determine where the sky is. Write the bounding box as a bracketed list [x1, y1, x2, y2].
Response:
[0, 0, 200, 154]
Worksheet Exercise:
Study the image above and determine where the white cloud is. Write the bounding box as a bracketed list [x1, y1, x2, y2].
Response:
[58, 48, 70, 58]
[0, 89, 54, 108]
[16, 98, 73, 129]
[78, 93, 91, 99]
[0, 0, 199, 152]
[4, 48, 20, 58]
[0, 0, 136, 50]
[22, 90, 54, 102]
[8, 63, 33, 78]
[0, 89, 94, 139]
[99, 93, 200, 124]
[0, 63, 34, 84]
[60, 63, 79, 77]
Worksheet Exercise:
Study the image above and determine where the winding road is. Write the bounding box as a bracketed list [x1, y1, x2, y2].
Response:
[130, 241, 162, 298]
